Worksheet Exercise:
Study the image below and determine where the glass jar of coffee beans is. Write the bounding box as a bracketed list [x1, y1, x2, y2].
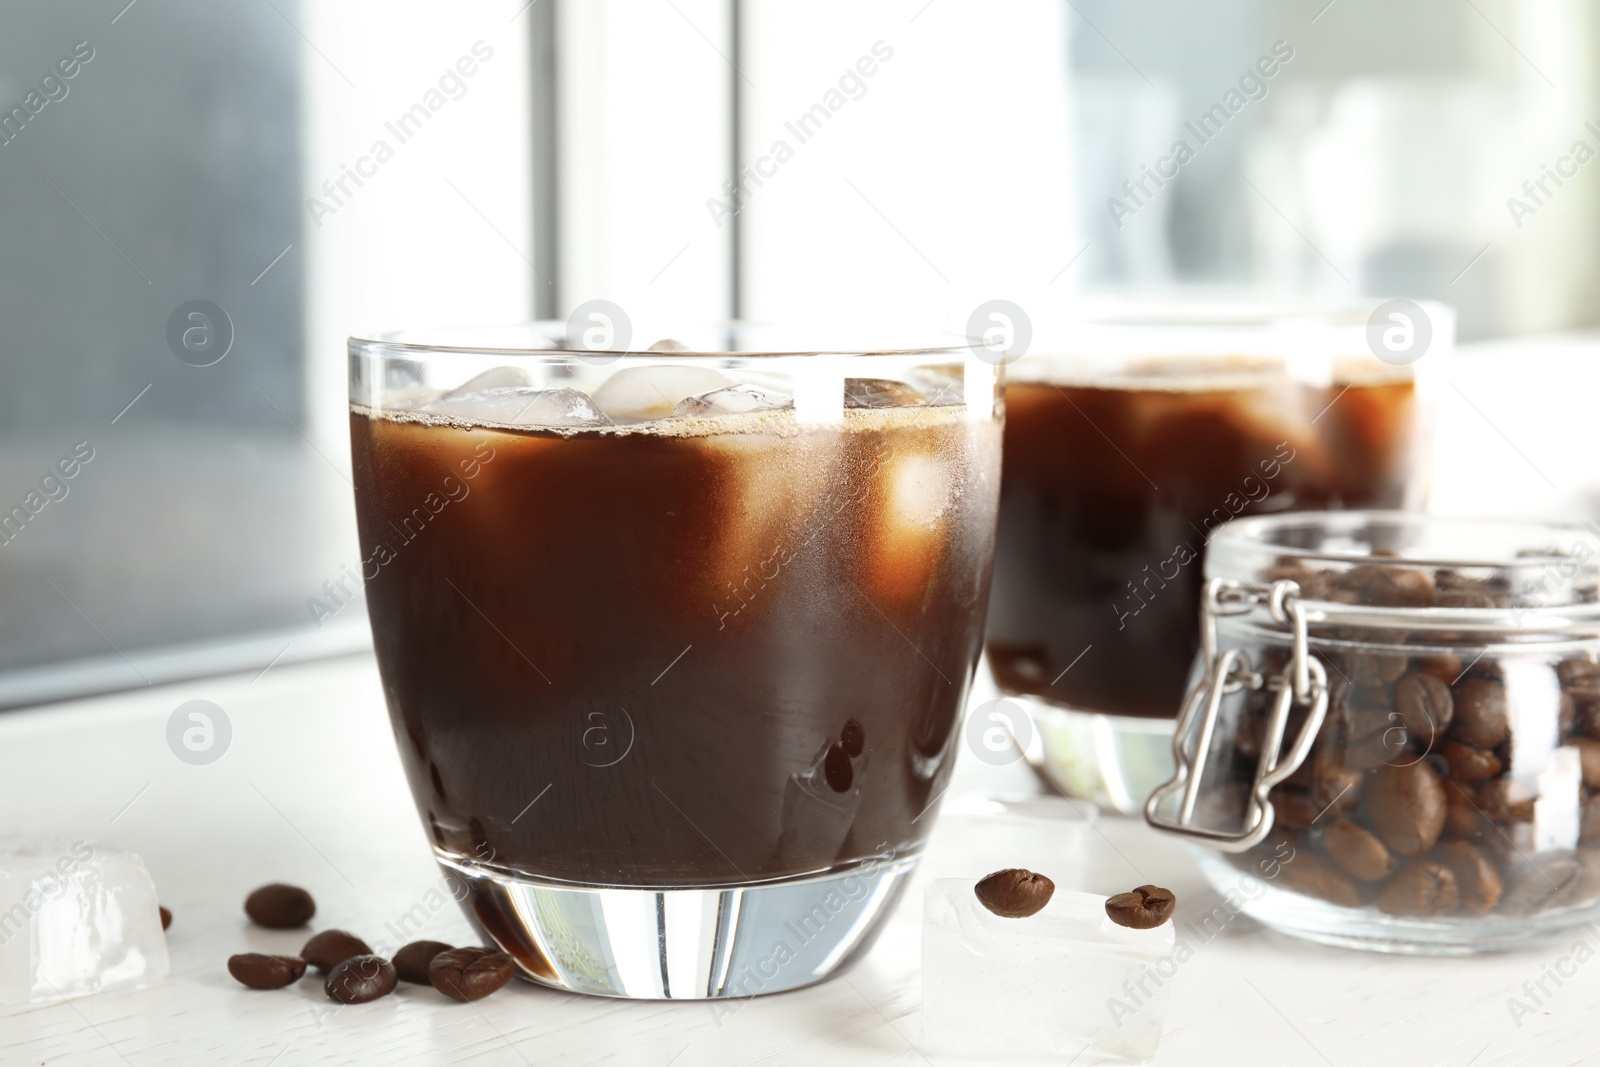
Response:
[1146, 511, 1600, 954]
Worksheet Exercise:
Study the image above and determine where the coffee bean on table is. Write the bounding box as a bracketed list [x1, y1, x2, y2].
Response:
[1322, 818, 1395, 882]
[245, 884, 316, 929]
[301, 930, 373, 974]
[428, 947, 518, 1002]
[1394, 672, 1453, 748]
[1451, 678, 1509, 750]
[1366, 761, 1446, 857]
[1433, 839, 1503, 914]
[1376, 861, 1460, 917]
[1440, 740, 1501, 785]
[393, 940, 454, 984]
[159, 906, 172, 931]
[974, 869, 1055, 918]
[326, 954, 398, 1004]
[1104, 885, 1176, 930]
[228, 953, 307, 990]
[1277, 854, 1362, 908]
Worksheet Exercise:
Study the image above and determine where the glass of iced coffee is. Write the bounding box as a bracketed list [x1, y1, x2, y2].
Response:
[984, 298, 1448, 813]
[348, 324, 1001, 999]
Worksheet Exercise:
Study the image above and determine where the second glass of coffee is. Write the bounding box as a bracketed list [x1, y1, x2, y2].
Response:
[983, 300, 1447, 811]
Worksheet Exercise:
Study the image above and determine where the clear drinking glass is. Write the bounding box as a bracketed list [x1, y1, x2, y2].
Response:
[984, 296, 1448, 812]
[347, 324, 1002, 998]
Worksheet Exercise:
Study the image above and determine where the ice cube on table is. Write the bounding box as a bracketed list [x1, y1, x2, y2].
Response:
[673, 384, 793, 418]
[922, 880, 1173, 1062]
[425, 386, 612, 429]
[0, 839, 170, 1005]
[591, 366, 734, 422]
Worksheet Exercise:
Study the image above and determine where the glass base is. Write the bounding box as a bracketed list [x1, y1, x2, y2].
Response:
[438, 852, 918, 999]
[1013, 693, 1176, 815]
[1194, 850, 1600, 956]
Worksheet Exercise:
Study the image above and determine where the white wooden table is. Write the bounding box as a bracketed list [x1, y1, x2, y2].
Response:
[1, 654, 1596, 1066]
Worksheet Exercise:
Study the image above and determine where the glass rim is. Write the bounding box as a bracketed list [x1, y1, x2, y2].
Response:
[348, 321, 978, 361]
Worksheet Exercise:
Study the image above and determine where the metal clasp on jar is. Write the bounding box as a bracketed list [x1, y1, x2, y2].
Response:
[1145, 578, 1330, 851]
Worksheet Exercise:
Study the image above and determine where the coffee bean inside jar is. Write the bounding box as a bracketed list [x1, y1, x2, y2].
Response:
[1147, 512, 1600, 954]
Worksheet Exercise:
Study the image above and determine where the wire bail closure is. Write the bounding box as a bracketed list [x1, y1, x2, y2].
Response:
[1144, 578, 1330, 852]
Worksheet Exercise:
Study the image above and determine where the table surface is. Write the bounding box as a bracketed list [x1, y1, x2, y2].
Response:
[3, 654, 1599, 1067]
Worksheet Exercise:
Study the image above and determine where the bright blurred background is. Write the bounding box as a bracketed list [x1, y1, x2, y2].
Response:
[0, 0, 1593, 705]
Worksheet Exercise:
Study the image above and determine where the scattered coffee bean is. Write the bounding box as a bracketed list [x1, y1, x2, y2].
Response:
[1434, 839, 1503, 914]
[394, 940, 455, 984]
[1451, 678, 1509, 750]
[326, 954, 398, 1004]
[1277, 854, 1362, 908]
[428, 947, 517, 1002]
[228, 953, 307, 990]
[1367, 761, 1446, 857]
[1394, 672, 1453, 747]
[840, 718, 865, 758]
[245, 883, 316, 929]
[1376, 861, 1460, 917]
[823, 744, 852, 793]
[1104, 885, 1175, 930]
[1440, 741, 1501, 785]
[974, 869, 1055, 918]
[159, 906, 171, 931]
[1565, 737, 1600, 789]
[301, 930, 373, 974]
[1323, 818, 1395, 882]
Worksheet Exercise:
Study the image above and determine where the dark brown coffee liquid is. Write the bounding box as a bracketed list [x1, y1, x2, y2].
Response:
[351, 405, 998, 886]
[985, 366, 1418, 718]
